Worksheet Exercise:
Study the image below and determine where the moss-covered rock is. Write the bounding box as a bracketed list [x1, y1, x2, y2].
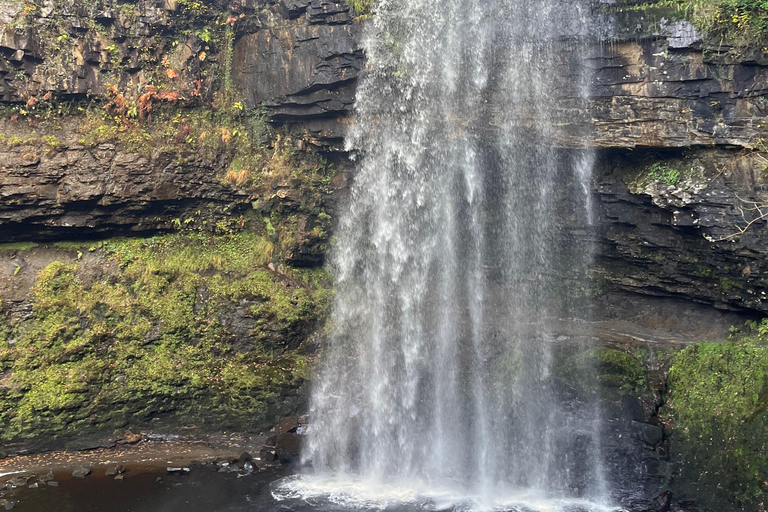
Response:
[557, 347, 648, 400]
[662, 336, 768, 511]
[0, 233, 331, 452]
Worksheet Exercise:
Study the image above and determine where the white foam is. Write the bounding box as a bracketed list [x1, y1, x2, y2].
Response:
[273, 475, 626, 512]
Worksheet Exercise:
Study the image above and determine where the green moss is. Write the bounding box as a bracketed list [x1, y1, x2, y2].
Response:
[558, 348, 647, 399]
[634, 162, 682, 188]
[0, 305, 11, 373]
[664, 336, 768, 510]
[0, 232, 330, 443]
[349, 0, 374, 16]
[0, 242, 39, 251]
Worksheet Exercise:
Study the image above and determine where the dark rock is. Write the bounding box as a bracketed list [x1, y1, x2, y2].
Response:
[104, 465, 125, 477]
[595, 148, 768, 313]
[236, 452, 253, 466]
[6, 475, 30, 487]
[71, 467, 91, 479]
[0, 120, 248, 243]
[274, 416, 302, 464]
[232, 20, 363, 148]
[37, 471, 54, 483]
[632, 421, 664, 447]
[654, 490, 672, 512]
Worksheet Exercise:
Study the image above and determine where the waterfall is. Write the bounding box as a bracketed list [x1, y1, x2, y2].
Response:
[277, 0, 615, 510]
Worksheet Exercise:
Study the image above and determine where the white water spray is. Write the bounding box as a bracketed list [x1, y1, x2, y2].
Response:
[279, 1, 617, 510]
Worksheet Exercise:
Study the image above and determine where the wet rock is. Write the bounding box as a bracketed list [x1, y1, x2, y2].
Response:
[189, 460, 219, 472]
[165, 467, 190, 475]
[28, 483, 38, 489]
[654, 490, 672, 512]
[216, 463, 236, 474]
[37, 471, 54, 483]
[46, 481, 58, 487]
[6, 475, 30, 487]
[235, 452, 253, 467]
[71, 467, 91, 479]
[632, 421, 664, 447]
[0, 499, 15, 510]
[274, 416, 304, 464]
[233, 22, 363, 148]
[104, 465, 125, 477]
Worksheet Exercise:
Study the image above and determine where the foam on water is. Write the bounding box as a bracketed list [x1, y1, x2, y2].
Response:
[273, 476, 625, 512]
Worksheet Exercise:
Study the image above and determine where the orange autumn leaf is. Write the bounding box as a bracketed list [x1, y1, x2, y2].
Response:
[166, 68, 179, 79]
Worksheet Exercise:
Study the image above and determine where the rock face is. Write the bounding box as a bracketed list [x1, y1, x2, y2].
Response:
[563, 39, 768, 149]
[233, 9, 362, 148]
[595, 148, 768, 313]
[0, 120, 244, 242]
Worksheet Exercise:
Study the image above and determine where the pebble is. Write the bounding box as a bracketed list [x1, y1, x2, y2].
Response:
[46, 481, 59, 487]
[28, 483, 38, 489]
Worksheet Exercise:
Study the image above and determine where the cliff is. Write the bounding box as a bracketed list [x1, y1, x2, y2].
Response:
[0, 1, 766, 510]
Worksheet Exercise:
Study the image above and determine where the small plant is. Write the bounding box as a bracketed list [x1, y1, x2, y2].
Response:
[349, 0, 374, 16]
[633, 161, 687, 190]
[647, 162, 681, 186]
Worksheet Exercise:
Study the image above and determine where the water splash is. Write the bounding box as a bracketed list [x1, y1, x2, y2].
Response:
[296, 0, 609, 509]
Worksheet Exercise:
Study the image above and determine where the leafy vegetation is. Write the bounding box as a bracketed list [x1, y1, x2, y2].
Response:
[663, 326, 768, 510]
[620, 0, 768, 46]
[634, 162, 684, 188]
[0, 233, 332, 444]
[349, 0, 374, 16]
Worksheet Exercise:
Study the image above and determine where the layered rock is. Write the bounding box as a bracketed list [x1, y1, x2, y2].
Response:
[595, 147, 768, 313]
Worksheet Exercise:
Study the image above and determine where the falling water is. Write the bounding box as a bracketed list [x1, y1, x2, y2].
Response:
[277, 0, 614, 510]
